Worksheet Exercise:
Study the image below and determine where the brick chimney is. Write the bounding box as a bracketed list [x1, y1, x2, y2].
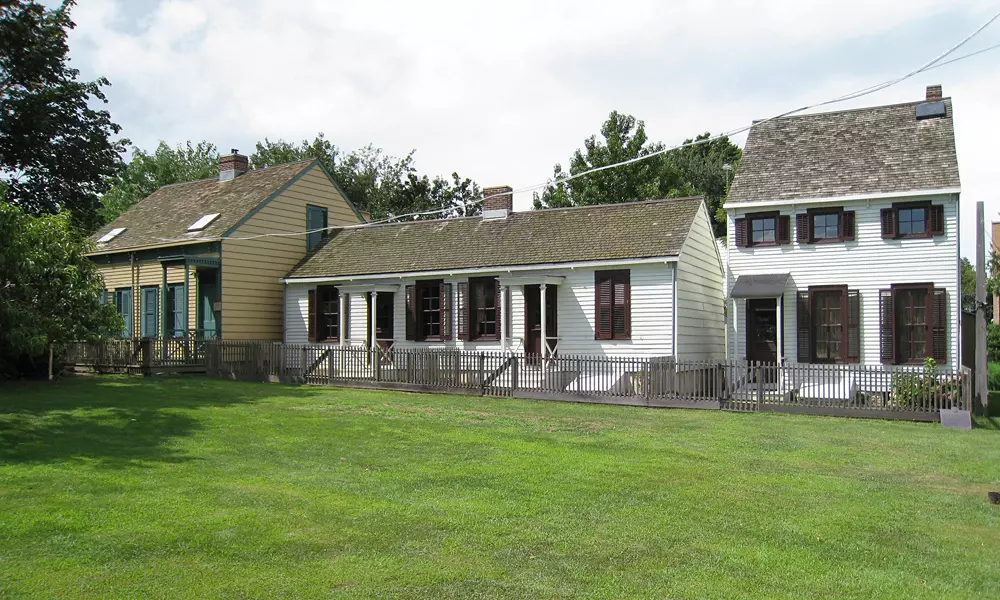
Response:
[926, 85, 943, 101]
[482, 185, 513, 220]
[219, 149, 249, 182]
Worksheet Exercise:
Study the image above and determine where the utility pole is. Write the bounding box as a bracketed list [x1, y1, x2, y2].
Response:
[976, 201, 988, 415]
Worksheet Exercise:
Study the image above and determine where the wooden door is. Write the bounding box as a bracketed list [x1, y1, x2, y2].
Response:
[746, 298, 778, 363]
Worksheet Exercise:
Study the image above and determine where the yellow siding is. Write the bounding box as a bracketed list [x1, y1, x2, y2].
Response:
[96, 259, 201, 336]
[221, 164, 361, 340]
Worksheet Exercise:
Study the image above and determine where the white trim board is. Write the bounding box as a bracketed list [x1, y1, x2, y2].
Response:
[283, 256, 679, 284]
[725, 188, 960, 212]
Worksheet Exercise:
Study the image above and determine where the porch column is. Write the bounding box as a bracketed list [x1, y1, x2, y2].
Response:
[161, 263, 168, 358]
[339, 292, 347, 347]
[540, 284, 548, 359]
[775, 294, 783, 362]
[732, 298, 739, 360]
[500, 284, 508, 350]
[370, 290, 378, 352]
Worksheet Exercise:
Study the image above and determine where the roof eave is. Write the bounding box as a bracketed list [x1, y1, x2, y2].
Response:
[726, 187, 961, 211]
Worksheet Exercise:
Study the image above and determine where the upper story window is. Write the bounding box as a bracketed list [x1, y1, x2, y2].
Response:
[881, 202, 944, 240]
[796, 208, 855, 244]
[306, 205, 329, 251]
[734, 212, 790, 248]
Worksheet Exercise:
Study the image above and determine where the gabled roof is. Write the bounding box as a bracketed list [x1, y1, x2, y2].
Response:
[89, 160, 317, 253]
[288, 197, 705, 279]
[727, 98, 960, 204]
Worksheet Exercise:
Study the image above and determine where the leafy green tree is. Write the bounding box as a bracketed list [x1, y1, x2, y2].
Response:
[0, 0, 126, 231]
[252, 135, 480, 220]
[0, 203, 122, 379]
[100, 141, 220, 222]
[534, 111, 740, 236]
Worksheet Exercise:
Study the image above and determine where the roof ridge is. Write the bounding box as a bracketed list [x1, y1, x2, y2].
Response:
[752, 97, 951, 123]
[155, 158, 316, 190]
[329, 196, 705, 234]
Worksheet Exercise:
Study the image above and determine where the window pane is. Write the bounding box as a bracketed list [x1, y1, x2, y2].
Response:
[898, 208, 926, 235]
[895, 288, 928, 362]
[812, 290, 844, 361]
[751, 217, 776, 243]
[813, 213, 840, 239]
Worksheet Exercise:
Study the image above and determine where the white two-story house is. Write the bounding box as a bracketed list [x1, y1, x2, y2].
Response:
[725, 85, 961, 368]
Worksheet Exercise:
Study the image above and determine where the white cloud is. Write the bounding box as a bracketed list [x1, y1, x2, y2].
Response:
[66, 0, 999, 256]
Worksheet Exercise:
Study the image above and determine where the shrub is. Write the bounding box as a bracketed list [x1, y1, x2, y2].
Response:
[988, 323, 1000, 363]
[988, 362, 1000, 392]
[892, 358, 962, 410]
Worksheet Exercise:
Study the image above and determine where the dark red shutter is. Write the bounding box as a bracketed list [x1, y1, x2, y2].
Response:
[405, 285, 416, 341]
[307, 288, 317, 342]
[881, 208, 896, 239]
[734, 218, 748, 248]
[796, 290, 810, 363]
[932, 288, 947, 361]
[493, 278, 502, 340]
[879, 289, 894, 363]
[777, 215, 791, 245]
[343, 293, 350, 341]
[457, 281, 469, 341]
[930, 205, 945, 236]
[613, 270, 631, 339]
[595, 272, 612, 340]
[441, 282, 452, 341]
[504, 286, 512, 339]
[842, 211, 856, 241]
[846, 289, 860, 363]
[796, 213, 810, 244]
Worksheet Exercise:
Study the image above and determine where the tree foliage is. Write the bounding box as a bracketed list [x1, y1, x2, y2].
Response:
[533, 111, 740, 236]
[0, 203, 122, 378]
[251, 135, 481, 221]
[0, 0, 126, 231]
[100, 141, 220, 222]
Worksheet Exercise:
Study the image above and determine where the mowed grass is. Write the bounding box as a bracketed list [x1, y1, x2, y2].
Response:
[1, 378, 999, 599]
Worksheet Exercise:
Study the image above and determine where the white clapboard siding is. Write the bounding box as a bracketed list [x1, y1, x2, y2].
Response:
[726, 194, 960, 366]
[675, 203, 727, 361]
[285, 262, 676, 357]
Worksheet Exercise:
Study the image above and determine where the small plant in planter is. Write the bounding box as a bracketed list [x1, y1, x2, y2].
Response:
[891, 358, 962, 410]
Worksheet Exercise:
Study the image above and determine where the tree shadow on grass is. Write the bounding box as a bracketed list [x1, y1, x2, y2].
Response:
[0, 376, 327, 467]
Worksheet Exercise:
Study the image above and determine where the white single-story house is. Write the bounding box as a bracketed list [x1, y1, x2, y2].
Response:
[282, 189, 725, 361]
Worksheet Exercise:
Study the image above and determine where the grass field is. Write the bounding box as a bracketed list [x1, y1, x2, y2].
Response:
[1, 377, 999, 599]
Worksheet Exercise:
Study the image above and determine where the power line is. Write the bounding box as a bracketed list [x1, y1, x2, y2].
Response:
[153, 10, 1000, 245]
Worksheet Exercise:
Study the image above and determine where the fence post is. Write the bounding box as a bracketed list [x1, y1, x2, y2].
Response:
[755, 363, 763, 411]
[643, 360, 651, 405]
[374, 348, 382, 382]
[478, 353, 486, 394]
[510, 354, 519, 394]
[140, 338, 152, 377]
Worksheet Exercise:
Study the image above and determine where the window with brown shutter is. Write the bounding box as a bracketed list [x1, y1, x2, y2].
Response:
[879, 284, 947, 364]
[798, 208, 854, 244]
[841, 211, 856, 241]
[734, 217, 748, 247]
[504, 286, 512, 339]
[595, 270, 630, 340]
[315, 285, 340, 343]
[441, 282, 452, 341]
[742, 212, 787, 247]
[413, 280, 446, 341]
[881, 202, 944, 240]
[467, 276, 499, 341]
[797, 286, 860, 363]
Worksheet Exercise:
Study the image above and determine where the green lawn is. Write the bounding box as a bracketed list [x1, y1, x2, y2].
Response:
[1, 378, 999, 599]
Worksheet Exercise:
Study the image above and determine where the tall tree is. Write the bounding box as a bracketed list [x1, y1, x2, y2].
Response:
[0, 203, 122, 379]
[100, 141, 220, 222]
[0, 0, 126, 231]
[252, 135, 480, 221]
[534, 111, 740, 236]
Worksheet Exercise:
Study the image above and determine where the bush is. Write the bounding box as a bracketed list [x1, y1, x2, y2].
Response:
[989, 323, 1000, 363]
[988, 363, 1000, 392]
[892, 358, 962, 409]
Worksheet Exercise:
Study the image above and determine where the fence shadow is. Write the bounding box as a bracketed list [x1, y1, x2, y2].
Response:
[0, 376, 324, 467]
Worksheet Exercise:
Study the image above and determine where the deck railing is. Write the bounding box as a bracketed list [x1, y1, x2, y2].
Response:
[200, 342, 973, 421]
[64, 335, 210, 374]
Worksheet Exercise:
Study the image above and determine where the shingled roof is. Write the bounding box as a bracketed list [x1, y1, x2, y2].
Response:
[288, 197, 704, 279]
[89, 160, 317, 253]
[727, 98, 960, 204]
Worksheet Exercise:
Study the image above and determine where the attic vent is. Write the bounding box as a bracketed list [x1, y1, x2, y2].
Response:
[915, 101, 946, 120]
[97, 227, 125, 243]
[187, 213, 220, 231]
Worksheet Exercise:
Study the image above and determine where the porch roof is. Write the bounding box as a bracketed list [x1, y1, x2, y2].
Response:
[730, 273, 789, 298]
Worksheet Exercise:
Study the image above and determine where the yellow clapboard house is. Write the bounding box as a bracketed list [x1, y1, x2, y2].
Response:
[88, 151, 363, 341]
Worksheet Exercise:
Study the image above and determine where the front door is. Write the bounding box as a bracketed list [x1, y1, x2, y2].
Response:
[367, 292, 395, 350]
[198, 270, 220, 339]
[746, 298, 778, 363]
[524, 285, 557, 357]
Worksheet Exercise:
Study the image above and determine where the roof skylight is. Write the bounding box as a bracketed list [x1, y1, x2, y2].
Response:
[187, 213, 220, 232]
[97, 228, 125, 243]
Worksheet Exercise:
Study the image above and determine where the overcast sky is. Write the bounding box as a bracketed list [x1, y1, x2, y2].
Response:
[61, 0, 999, 259]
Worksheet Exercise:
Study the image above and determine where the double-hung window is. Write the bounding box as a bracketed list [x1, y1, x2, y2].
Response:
[470, 277, 498, 340]
[879, 284, 947, 364]
[306, 205, 328, 252]
[734, 212, 791, 247]
[795, 208, 855, 244]
[115, 288, 133, 338]
[796, 286, 860, 363]
[881, 202, 944, 239]
[307, 285, 340, 342]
